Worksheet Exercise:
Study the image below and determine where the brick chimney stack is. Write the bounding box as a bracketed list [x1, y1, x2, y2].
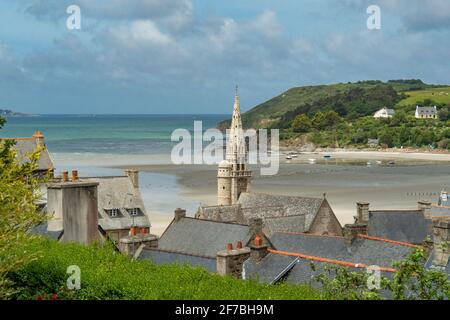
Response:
[249, 235, 269, 262]
[32, 130, 45, 148]
[216, 242, 250, 278]
[432, 220, 450, 267]
[418, 200, 432, 219]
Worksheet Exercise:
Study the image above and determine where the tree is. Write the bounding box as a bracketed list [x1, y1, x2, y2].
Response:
[0, 117, 46, 299]
[291, 114, 311, 133]
[323, 111, 341, 129]
[312, 111, 326, 130]
[438, 107, 449, 121]
[378, 129, 394, 147]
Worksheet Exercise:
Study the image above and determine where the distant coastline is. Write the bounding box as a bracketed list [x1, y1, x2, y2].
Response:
[0, 109, 37, 117]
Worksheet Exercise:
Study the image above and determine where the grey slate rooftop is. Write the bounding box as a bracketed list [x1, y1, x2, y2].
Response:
[83, 176, 150, 231]
[416, 106, 437, 115]
[270, 232, 413, 268]
[31, 222, 62, 240]
[157, 217, 255, 258]
[139, 248, 216, 272]
[198, 192, 327, 235]
[244, 232, 415, 285]
[367, 210, 433, 244]
[3, 138, 54, 171]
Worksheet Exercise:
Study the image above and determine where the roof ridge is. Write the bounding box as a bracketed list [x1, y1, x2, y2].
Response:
[143, 247, 216, 259]
[268, 249, 397, 273]
[356, 234, 421, 248]
[370, 210, 423, 213]
[276, 231, 420, 248]
[182, 216, 249, 227]
[241, 192, 322, 200]
[276, 231, 344, 239]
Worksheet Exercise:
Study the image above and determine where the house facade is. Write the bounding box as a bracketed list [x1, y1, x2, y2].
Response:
[415, 106, 438, 119]
[373, 107, 395, 118]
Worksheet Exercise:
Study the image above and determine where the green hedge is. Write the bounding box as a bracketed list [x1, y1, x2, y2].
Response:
[8, 239, 323, 300]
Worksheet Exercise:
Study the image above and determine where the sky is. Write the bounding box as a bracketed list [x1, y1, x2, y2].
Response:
[0, 0, 450, 114]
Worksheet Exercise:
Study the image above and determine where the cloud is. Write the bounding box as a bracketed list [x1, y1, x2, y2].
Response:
[339, 0, 450, 32]
[23, 0, 194, 31]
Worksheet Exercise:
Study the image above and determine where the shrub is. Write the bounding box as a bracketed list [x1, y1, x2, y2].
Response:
[9, 239, 323, 300]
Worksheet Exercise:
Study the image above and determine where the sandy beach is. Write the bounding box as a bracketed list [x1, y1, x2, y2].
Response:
[115, 151, 450, 235]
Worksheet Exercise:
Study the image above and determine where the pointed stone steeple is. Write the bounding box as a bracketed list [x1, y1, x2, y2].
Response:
[217, 87, 252, 206]
[227, 86, 247, 164]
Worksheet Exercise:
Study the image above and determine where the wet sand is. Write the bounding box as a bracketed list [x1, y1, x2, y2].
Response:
[113, 151, 450, 236]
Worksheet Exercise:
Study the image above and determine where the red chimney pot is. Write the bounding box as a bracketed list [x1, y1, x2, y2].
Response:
[237, 241, 243, 249]
[227, 243, 233, 250]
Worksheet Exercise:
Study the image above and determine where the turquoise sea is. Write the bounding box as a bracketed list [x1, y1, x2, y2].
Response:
[1, 114, 228, 214]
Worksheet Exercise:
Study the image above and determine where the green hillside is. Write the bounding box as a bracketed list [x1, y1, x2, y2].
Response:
[218, 80, 448, 130]
[397, 87, 450, 107]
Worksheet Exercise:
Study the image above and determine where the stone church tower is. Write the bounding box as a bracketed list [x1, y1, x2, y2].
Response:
[217, 87, 252, 206]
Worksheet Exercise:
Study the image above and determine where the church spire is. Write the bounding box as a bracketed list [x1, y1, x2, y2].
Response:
[227, 85, 246, 164]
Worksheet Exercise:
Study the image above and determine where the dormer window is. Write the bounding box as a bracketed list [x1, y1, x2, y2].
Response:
[106, 208, 120, 218]
[127, 208, 142, 216]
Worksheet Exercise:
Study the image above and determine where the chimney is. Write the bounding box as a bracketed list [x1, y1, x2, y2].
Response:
[439, 189, 448, 206]
[249, 235, 269, 262]
[249, 217, 263, 236]
[174, 208, 186, 222]
[32, 130, 45, 148]
[62, 171, 69, 182]
[432, 220, 450, 267]
[71, 170, 79, 181]
[356, 202, 370, 224]
[343, 224, 367, 246]
[216, 242, 251, 278]
[47, 180, 99, 244]
[418, 200, 432, 219]
[125, 169, 139, 189]
[119, 232, 158, 257]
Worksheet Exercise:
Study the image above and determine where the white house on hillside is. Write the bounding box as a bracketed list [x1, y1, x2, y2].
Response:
[415, 106, 438, 119]
[374, 107, 395, 118]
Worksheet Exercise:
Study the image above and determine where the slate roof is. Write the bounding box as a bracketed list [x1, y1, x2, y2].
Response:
[416, 106, 437, 115]
[196, 204, 244, 223]
[270, 232, 413, 270]
[157, 217, 255, 258]
[197, 193, 334, 236]
[83, 176, 150, 231]
[139, 248, 216, 272]
[1, 138, 55, 171]
[30, 222, 62, 240]
[367, 210, 432, 244]
[244, 232, 414, 286]
[431, 205, 450, 218]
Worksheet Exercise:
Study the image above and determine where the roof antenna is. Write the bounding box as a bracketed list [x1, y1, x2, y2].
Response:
[235, 85, 238, 97]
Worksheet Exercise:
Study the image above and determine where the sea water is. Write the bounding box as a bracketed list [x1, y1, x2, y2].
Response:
[1, 114, 227, 214]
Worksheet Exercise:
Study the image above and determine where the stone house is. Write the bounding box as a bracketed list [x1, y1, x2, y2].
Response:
[0, 130, 54, 177]
[373, 107, 395, 118]
[243, 230, 417, 286]
[137, 209, 271, 277]
[344, 190, 450, 245]
[197, 192, 343, 237]
[37, 169, 152, 243]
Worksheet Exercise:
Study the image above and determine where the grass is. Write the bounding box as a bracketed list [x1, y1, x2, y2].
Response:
[397, 87, 450, 107]
[9, 239, 324, 300]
